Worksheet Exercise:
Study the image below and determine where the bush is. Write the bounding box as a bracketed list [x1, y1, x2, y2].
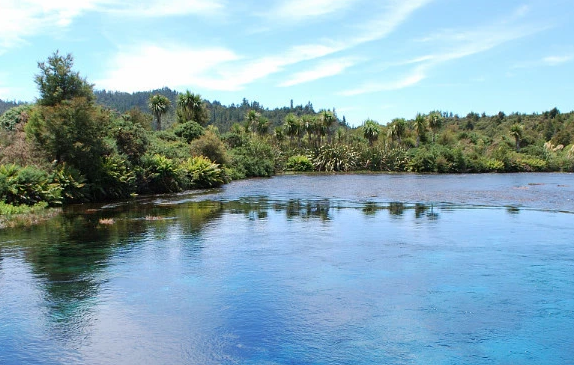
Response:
[174, 121, 204, 143]
[286, 155, 313, 171]
[230, 139, 275, 178]
[180, 156, 228, 188]
[138, 154, 183, 194]
[112, 117, 149, 163]
[1, 105, 31, 131]
[312, 144, 358, 172]
[190, 130, 229, 165]
[91, 155, 137, 200]
[51, 163, 87, 203]
[0, 164, 61, 206]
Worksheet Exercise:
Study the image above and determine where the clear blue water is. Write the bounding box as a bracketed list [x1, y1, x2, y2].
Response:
[1, 173, 573, 364]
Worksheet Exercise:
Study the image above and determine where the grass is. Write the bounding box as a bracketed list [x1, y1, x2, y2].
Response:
[0, 202, 61, 229]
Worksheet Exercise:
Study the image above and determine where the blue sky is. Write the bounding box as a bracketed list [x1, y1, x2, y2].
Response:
[0, 0, 573, 126]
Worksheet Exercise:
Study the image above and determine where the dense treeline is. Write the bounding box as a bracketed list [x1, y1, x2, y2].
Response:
[1, 51, 574, 221]
[95, 89, 323, 132]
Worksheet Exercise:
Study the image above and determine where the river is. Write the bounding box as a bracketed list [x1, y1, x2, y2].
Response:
[1, 173, 573, 364]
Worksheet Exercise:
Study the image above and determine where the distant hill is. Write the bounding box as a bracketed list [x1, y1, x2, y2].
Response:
[94, 88, 328, 132]
[0, 99, 27, 115]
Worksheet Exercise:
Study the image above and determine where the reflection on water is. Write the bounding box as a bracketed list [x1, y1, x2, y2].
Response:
[1, 174, 574, 364]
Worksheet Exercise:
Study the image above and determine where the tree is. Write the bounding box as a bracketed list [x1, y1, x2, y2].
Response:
[363, 119, 380, 146]
[414, 113, 427, 147]
[177, 91, 208, 125]
[390, 118, 406, 145]
[149, 94, 171, 130]
[284, 113, 302, 146]
[319, 110, 336, 143]
[26, 52, 107, 179]
[35, 51, 93, 106]
[510, 123, 523, 152]
[427, 112, 442, 143]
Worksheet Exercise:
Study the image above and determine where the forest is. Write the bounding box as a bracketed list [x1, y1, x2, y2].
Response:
[1, 52, 573, 226]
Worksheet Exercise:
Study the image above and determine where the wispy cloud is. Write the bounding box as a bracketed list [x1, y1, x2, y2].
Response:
[340, 66, 427, 95]
[340, 5, 550, 96]
[268, 0, 360, 20]
[101, 0, 225, 17]
[0, 0, 225, 54]
[0, 0, 104, 52]
[543, 55, 573, 66]
[279, 58, 358, 87]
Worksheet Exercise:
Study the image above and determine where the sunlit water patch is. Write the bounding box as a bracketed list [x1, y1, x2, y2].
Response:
[1, 174, 573, 364]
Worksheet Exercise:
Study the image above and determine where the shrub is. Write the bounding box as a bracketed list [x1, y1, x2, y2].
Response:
[1, 105, 31, 131]
[138, 154, 183, 194]
[180, 156, 228, 188]
[190, 130, 229, 165]
[286, 155, 313, 171]
[174, 121, 204, 143]
[91, 155, 137, 200]
[0, 164, 61, 206]
[312, 144, 358, 172]
[112, 117, 149, 163]
[230, 139, 275, 178]
[51, 163, 87, 203]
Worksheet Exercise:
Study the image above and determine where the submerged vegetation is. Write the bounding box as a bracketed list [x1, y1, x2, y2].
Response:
[1, 51, 574, 226]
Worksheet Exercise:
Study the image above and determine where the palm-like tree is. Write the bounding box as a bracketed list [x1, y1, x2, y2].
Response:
[245, 109, 261, 135]
[148, 94, 171, 130]
[414, 113, 427, 147]
[284, 113, 302, 146]
[427, 112, 442, 143]
[363, 119, 380, 146]
[319, 110, 336, 143]
[510, 123, 523, 152]
[177, 91, 205, 125]
[393, 118, 407, 145]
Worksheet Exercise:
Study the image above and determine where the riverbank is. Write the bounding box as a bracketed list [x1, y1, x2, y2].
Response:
[0, 202, 61, 229]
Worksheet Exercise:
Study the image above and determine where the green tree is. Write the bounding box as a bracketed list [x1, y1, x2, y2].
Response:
[414, 113, 427, 147]
[149, 94, 171, 130]
[510, 123, 523, 152]
[319, 110, 336, 143]
[177, 91, 208, 125]
[35, 51, 93, 106]
[427, 112, 443, 143]
[363, 119, 380, 146]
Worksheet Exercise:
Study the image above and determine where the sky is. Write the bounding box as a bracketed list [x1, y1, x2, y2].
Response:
[0, 0, 573, 126]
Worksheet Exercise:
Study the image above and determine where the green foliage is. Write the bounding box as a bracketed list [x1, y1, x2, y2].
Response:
[91, 155, 137, 200]
[25, 98, 109, 178]
[138, 154, 182, 194]
[190, 130, 229, 165]
[149, 94, 171, 130]
[35, 51, 94, 106]
[180, 156, 228, 188]
[112, 116, 149, 163]
[0, 164, 61, 206]
[229, 139, 275, 178]
[362, 119, 380, 146]
[176, 91, 209, 126]
[286, 155, 313, 171]
[359, 146, 409, 171]
[174, 121, 205, 143]
[313, 144, 358, 172]
[1, 105, 31, 131]
[51, 163, 87, 203]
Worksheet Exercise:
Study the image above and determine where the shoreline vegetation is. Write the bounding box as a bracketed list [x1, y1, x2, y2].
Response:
[1, 51, 574, 228]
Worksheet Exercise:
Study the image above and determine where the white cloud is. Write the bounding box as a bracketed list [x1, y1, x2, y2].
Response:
[268, 0, 359, 20]
[279, 58, 358, 87]
[95, 44, 240, 91]
[0, 0, 224, 53]
[341, 8, 550, 96]
[0, 0, 103, 50]
[340, 67, 427, 96]
[543, 55, 573, 66]
[101, 0, 225, 17]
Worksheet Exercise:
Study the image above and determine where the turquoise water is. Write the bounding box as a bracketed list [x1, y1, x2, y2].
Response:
[1, 174, 573, 364]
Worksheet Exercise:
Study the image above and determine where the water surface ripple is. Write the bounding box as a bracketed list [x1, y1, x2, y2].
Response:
[1, 173, 573, 364]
